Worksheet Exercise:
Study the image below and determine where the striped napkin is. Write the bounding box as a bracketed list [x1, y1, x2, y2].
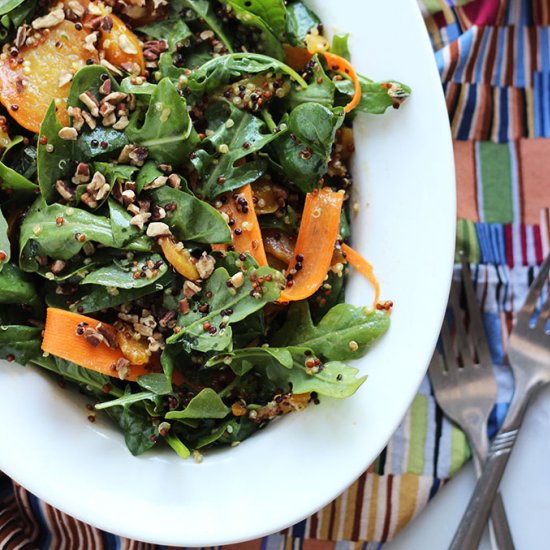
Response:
[2, 0, 550, 548]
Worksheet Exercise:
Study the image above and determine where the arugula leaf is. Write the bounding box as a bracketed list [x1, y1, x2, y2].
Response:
[94, 391, 157, 410]
[207, 346, 295, 374]
[151, 186, 231, 243]
[138, 17, 192, 51]
[331, 34, 351, 60]
[187, 53, 307, 95]
[165, 388, 229, 420]
[0, 207, 10, 269]
[179, 0, 233, 53]
[125, 78, 199, 166]
[19, 198, 115, 270]
[207, 345, 366, 398]
[0, 325, 42, 364]
[335, 77, 412, 115]
[288, 103, 344, 159]
[193, 101, 284, 198]
[285, 1, 320, 46]
[287, 55, 334, 109]
[271, 301, 390, 361]
[167, 265, 284, 351]
[80, 253, 168, 289]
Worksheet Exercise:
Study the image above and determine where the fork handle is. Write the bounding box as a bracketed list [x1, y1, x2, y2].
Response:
[450, 429, 520, 550]
[488, 486, 515, 550]
[449, 385, 536, 550]
[471, 437, 515, 549]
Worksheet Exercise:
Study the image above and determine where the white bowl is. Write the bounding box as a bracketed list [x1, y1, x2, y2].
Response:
[0, 0, 455, 546]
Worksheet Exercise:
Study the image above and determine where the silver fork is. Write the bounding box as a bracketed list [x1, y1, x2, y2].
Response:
[450, 253, 550, 550]
[428, 257, 514, 550]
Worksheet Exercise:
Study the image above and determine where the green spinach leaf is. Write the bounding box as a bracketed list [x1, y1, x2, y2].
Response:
[187, 53, 306, 95]
[269, 122, 326, 193]
[105, 401, 158, 455]
[151, 186, 231, 243]
[167, 265, 284, 351]
[80, 253, 168, 289]
[135, 161, 164, 194]
[66, 270, 174, 314]
[0, 325, 42, 364]
[0, 207, 10, 269]
[0, 160, 38, 194]
[32, 355, 121, 396]
[37, 102, 73, 203]
[19, 198, 115, 270]
[108, 198, 151, 249]
[220, 0, 286, 59]
[125, 78, 199, 166]
[138, 17, 192, 51]
[193, 101, 284, 198]
[267, 359, 366, 398]
[271, 301, 390, 361]
[285, 1, 320, 45]
[0, 263, 40, 306]
[179, 0, 233, 53]
[288, 103, 344, 159]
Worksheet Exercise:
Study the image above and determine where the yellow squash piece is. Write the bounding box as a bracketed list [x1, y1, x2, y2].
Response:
[0, 20, 98, 133]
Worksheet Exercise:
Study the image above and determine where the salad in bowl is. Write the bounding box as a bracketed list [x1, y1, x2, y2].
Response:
[0, 0, 410, 459]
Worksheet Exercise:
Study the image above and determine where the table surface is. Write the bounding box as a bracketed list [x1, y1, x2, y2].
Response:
[386, 385, 550, 550]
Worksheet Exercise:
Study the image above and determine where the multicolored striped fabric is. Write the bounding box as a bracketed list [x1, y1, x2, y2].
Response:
[2, 0, 550, 548]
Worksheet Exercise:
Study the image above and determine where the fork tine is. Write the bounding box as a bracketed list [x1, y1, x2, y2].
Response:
[449, 280, 475, 368]
[460, 254, 493, 369]
[428, 350, 446, 386]
[518, 253, 550, 322]
[441, 314, 459, 378]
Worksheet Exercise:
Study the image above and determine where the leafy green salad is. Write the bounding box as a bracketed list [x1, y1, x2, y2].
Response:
[0, 0, 410, 458]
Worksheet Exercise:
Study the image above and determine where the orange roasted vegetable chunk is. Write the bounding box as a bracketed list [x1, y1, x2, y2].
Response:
[98, 13, 145, 74]
[0, 20, 98, 133]
[42, 308, 155, 381]
[158, 237, 200, 280]
[279, 188, 344, 302]
[263, 229, 295, 265]
[115, 324, 151, 365]
[212, 184, 268, 266]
